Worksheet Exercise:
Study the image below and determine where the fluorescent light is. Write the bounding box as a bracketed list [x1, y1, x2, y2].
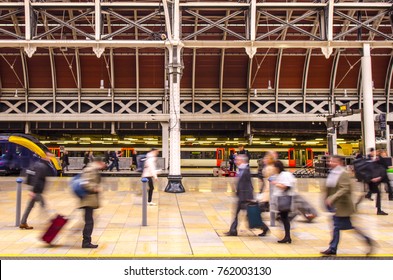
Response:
[279, 141, 294, 145]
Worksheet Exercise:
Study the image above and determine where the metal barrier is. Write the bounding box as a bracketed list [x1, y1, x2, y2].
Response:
[15, 177, 23, 227]
[141, 177, 148, 226]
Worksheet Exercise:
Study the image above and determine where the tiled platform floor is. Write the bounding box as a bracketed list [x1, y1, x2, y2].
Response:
[0, 176, 392, 258]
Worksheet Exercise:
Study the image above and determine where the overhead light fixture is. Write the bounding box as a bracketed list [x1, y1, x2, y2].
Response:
[14, 89, 18, 97]
[254, 89, 257, 97]
[108, 88, 111, 97]
[268, 80, 273, 90]
[100, 79, 104, 89]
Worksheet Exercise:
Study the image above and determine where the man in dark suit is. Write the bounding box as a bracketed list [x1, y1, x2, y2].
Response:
[321, 155, 374, 256]
[20, 153, 53, 230]
[225, 154, 269, 236]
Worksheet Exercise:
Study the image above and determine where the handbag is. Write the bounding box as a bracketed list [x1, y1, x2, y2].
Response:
[277, 195, 292, 212]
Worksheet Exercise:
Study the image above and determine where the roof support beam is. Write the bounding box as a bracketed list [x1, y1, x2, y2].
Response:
[183, 9, 246, 41]
[334, 10, 393, 41]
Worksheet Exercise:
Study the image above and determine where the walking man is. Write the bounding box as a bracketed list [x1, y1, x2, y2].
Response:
[321, 155, 374, 256]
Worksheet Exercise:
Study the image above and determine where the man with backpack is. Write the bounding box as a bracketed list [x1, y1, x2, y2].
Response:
[79, 158, 106, 248]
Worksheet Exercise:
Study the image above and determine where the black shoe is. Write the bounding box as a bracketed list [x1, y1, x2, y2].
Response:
[365, 194, 373, 201]
[19, 223, 33, 230]
[277, 238, 291, 244]
[224, 231, 237, 236]
[320, 249, 336, 256]
[258, 228, 270, 237]
[389, 196, 393, 201]
[365, 237, 375, 256]
[377, 210, 388, 215]
[82, 243, 98, 248]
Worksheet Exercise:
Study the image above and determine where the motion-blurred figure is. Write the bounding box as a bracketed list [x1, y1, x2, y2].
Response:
[142, 148, 159, 206]
[225, 154, 269, 237]
[79, 158, 106, 248]
[60, 150, 70, 172]
[20, 152, 53, 230]
[237, 145, 251, 163]
[321, 155, 374, 256]
[270, 160, 296, 243]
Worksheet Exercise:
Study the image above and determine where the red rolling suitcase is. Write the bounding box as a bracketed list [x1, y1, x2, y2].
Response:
[42, 214, 68, 244]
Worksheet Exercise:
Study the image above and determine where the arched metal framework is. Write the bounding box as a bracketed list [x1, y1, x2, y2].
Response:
[0, 0, 393, 127]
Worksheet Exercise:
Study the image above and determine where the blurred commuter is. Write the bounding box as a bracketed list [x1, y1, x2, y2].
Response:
[20, 152, 54, 230]
[79, 158, 106, 248]
[378, 149, 393, 201]
[321, 155, 374, 256]
[82, 152, 89, 169]
[261, 151, 279, 225]
[225, 154, 269, 236]
[229, 150, 236, 171]
[270, 160, 296, 243]
[257, 154, 265, 193]
[108, 150, 120, 171]
[142, 148, 159, 206]
[104, 151, 110, 169]
[364, 148, 389, 215]
[131, 149, 137, 171]
[88, 151, 95, 163]
[60, 150, 70, 172]
[238, 145, 251, 163]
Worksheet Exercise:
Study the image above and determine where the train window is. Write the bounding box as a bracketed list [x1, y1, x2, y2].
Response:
[206, 151, 215, 159]
[249, 152, 260, 160]
[277, 152, 288, 160]
[190, 152, 202, 159]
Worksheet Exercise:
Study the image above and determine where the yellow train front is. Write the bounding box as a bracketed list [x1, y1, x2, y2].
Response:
[0, 133, 62, 176]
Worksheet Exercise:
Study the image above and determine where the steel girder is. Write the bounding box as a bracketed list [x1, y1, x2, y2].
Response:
[1, 1, 393, 125]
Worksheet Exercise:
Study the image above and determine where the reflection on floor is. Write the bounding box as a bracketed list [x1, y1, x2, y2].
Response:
[0, 176, 392, 257]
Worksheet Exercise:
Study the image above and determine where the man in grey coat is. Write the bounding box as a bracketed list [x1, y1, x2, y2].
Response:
[80, 158, 106, 248]
[321, 155, 374, 256]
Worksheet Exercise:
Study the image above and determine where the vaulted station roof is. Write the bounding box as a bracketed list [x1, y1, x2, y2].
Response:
[0, 0, 392, 139]
[0, 0, 392, 93]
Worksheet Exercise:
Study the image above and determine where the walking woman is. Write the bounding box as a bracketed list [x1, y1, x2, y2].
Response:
[271, 160, 296, 243]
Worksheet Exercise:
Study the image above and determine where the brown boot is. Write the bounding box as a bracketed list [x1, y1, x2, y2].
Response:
[19, 223, 33, 230]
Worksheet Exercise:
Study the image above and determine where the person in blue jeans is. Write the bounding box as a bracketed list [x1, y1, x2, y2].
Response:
[321, 155, 374, 256]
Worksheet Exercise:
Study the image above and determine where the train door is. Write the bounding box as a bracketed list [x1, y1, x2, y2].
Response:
[48, 147, 60, 157]
[216, 148, 225, 167]
[305, 148, 314, 167]
[288, 148, 296, 167]
[121, 147, 135, 157]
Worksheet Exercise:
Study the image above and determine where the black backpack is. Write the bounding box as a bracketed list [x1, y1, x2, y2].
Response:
[353, 158, 375, 183]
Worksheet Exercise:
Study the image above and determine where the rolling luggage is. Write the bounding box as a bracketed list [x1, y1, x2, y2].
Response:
[291, 194, 318, 222]
[42, 214, 68, 244]
[247, 203, 263, 228]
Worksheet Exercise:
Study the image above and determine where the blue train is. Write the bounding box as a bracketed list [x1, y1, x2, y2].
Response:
[0, 133, 61, 176]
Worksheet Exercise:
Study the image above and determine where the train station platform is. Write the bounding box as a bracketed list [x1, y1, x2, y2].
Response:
[0, 176, 392, 258]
